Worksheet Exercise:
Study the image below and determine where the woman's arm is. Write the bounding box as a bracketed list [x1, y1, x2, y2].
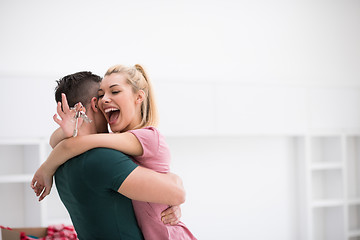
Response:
[31, 132, 143, 200]
[49, 128, 67, 148]
[46, 132, 143, 173]
[161, 205, 182, 225]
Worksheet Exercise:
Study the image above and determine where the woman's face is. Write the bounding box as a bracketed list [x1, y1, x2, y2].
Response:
[97, 73, 141, 132]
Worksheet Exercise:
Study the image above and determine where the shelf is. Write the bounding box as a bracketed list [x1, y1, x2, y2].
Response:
[310, 136, 342, 164]
[311, 162, 343, 171]
[349, 205, 360, 234]
[313, 206, 345, 240]
[0, 174, 33, 183]
[312, 199, 344, 208]
[349, 237, 360, 240]
[349, 230, 360, 238]
[0, 138, 46, 145]
[0, 183, 43, 227]
[312, 169, 343, 201]
[347, 136, 360, 199]
[0, 144, 41, 175]
[349, 199, 360, 205]
[0, 138, 51, 228]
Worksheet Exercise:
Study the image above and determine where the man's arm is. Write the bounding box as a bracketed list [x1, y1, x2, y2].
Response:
[118, 166, 186, 206]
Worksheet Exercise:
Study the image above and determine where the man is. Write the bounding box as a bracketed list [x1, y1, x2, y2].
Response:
[33, 72, 183, 239]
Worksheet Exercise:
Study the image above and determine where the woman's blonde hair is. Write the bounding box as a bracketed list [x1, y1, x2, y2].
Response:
[105, 64, 158, 129]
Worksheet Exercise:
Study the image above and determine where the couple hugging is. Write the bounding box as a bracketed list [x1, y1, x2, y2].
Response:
[31, 64, 196, 240]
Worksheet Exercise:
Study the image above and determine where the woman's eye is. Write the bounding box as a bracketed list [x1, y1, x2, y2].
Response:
[98, 94, 104, 98]
[112, 91, 120, 94]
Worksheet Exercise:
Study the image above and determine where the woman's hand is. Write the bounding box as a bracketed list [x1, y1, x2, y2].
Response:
[53, 93, 83, 138]
[30, 164, 54, 201]
[161, 205, 182, 225]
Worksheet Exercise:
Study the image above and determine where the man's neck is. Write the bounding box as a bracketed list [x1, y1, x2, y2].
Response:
[77, 110, 98, 136]
[78, 122, 97, 136]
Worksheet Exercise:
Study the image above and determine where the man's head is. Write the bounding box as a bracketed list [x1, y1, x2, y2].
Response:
[55, 71, 101, 108]
[55, 71, 108, 134]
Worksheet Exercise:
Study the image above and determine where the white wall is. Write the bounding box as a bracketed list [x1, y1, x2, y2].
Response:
[0, 1, 360, 239]
[168, 136, 299, 239]
[0, 0, 359, 85]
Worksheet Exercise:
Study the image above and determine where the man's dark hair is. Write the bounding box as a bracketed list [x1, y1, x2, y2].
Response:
[55, 71, 102, 108]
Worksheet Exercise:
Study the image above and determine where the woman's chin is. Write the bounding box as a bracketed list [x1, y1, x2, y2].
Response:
[109, 123, 125, 133]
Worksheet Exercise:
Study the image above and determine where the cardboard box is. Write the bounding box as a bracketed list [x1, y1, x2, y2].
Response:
[0, 227, 47, 240]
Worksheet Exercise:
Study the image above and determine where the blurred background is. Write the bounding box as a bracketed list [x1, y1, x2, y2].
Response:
[0, 0, 360, 239]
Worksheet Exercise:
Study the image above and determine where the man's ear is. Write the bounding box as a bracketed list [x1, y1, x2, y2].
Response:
[136, 90, 145, 104]
[91, 97, 99, 112]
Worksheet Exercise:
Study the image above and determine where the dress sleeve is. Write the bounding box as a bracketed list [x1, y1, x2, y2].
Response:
[129, 127, 160, 159]
[129, 127, 171, 173]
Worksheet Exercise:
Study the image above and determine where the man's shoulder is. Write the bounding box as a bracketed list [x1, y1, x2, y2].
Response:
[85, 147, 130, 159]
[81, 148, 138, 190]
[83, 147, 136, 169]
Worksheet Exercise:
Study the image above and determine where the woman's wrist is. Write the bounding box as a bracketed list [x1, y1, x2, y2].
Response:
[41, 160, 57, 176]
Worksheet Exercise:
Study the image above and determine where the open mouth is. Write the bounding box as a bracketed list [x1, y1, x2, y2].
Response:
[104, 108, 120, 125]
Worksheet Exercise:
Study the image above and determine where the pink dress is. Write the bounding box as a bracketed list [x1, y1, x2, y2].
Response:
[129, 127, 196, 240]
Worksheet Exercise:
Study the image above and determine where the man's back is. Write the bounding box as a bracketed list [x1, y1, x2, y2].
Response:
[55, 148, 143, 240]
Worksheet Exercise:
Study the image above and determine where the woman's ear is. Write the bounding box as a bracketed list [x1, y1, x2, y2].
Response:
[136, 90, 145, 104]
[91, 97, 99, 112]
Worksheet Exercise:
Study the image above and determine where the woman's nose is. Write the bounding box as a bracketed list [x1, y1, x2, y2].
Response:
[101, 94, 111, 103]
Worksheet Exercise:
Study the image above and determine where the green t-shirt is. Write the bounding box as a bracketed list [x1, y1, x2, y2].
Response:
[55, 148, 144, 240]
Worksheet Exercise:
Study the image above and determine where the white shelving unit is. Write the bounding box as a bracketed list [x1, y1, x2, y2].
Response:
[347, 137, 360, 240]
[0, 138, 71, 228]
[300, 134, 360, 240]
